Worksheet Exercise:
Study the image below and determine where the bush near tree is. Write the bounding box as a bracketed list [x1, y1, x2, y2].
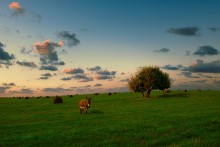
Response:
[128, 66, 171, 98]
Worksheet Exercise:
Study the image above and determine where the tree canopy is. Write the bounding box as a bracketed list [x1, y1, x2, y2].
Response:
[128, 66, 171, 98]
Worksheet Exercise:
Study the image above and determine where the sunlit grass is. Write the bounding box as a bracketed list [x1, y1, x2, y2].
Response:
[0, 90, 220, 146]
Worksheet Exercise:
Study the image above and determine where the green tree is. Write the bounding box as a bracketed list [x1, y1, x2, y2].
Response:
[128, 66, 171, 98]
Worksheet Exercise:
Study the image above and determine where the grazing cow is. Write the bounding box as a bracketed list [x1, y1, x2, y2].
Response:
[78, 97, 92, 114]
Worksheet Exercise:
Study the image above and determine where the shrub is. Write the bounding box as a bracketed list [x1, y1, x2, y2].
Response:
[94, 93, 99, 96]
[53, 96, 63, 104]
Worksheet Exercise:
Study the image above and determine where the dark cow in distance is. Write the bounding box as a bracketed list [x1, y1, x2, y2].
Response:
[78, 97, 92, 114]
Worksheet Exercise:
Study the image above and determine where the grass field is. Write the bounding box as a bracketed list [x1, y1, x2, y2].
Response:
[0, 90, 220, 146]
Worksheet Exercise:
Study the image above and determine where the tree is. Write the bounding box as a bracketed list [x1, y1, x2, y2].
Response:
[128, 66, 171, 98]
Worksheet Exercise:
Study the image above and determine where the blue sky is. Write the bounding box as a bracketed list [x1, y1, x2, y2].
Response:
[0, 0, 220, 97]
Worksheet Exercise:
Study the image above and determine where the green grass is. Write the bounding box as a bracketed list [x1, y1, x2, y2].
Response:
[0, 90, 220, 146]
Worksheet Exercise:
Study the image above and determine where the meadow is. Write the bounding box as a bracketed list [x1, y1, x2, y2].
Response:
[0, 90, 220, 146]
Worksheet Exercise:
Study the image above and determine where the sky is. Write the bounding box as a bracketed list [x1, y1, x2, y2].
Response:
[0, 0, 220, 97]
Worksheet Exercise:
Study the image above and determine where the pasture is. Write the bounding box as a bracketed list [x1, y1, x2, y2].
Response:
[0, 90, 220, 146]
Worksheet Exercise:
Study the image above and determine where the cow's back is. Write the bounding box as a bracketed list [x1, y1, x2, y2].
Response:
[78, 100, 87, 108]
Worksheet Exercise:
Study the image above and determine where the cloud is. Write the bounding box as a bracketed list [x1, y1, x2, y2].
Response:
[57, 31, 80, 47]
[63, 68, 84, 74]
[2, 82, 16, 87]
[120, 79, 129, 82]
[96, 75, 115, 80]
[155, 48, 170, 53]
[96, 70, 117, 80]
[16, 61, 38, 68]
[85, 85, 91, 88]
[193, 45, 219, 56]
[39, 73, 52, 80]
[94, 83, 103, 87]
[121, 72, 126, 75]
[0, 86, 11, 93]
[61, 77, 72, 81]
[41, 73, 52, 77]
[184, 59, 220, 73]
[42, 87, 72, 93]
[0, 42, 15, 61]
[8, 2, 42, 22]
[34, 40, 63, 62]
[181, 71, 200, 78]
[167, 26, 200, 36]
[185, 51, 191, 56]
[39, 77, 49, 80]
[39, 65, 58, 71]
[162, 64, 183, 70]
[11, 88, 35, 94]
[20, 47, 32, 55]
[71, 74, 93, 82]
[97, 70, 117, 76]
[53, 61, 65, 66]
[105, 87, 129, 93]
[208, 27, 220, 32]
[0, 42, 15, 68]
[8, 2, 25, 16]
[34, 40, 65, 70]
[87, 66, 101, 71]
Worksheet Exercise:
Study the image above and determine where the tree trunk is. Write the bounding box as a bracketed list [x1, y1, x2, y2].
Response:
[146, 89, 152, 98]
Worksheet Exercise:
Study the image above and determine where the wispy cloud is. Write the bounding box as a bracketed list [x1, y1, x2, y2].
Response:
[120, 78, 129, 82]
[167, 26, 200, 36]
[41, 73, 52, 77]
[181, 71, 200, 78]
[39, 73, 52, 80]
[8, 2, 42, 22]
[94, 83, 103, 87]
[71, 74, 93, 82]
[39, 77, 49, 80]
[87, 66, 101, 71]
[20, 47, 32, 55]
[16, 61, 38, 68]
[61, 77, 72, 81]
[2, 82, 16, 87]
[0, 86, 11, 93]
[162, 64, 183, 70]
[39, 65, 58, 71]
[185, 51, 191, 56]
[193, 45, 219, 56]
[63, 68, 84, 74]
[96, 70, 117, 80]
[208, 27, 220, 32]
[154, 48, 170, 53]
[10, 88, 35, 94]
[57, 31, 80, 47]
[42, 87, 72, 93]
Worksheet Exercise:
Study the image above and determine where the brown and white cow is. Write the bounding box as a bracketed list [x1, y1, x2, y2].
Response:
[78, 97, 92, 114]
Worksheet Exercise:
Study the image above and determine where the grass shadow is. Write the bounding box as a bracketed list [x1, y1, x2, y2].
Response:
[90, 109, 104, 114]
